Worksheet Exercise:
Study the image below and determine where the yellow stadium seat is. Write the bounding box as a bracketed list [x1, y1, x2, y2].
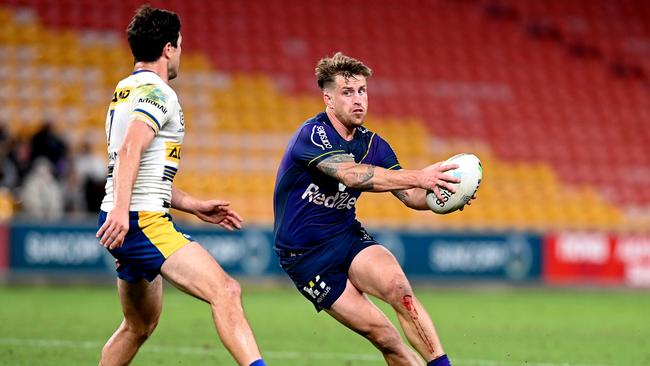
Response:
[0, 188, 16, 222]
[1, 5, 641, 232]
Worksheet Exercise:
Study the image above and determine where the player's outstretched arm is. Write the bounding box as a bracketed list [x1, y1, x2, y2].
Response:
[97, 120, 155, 249]
[171, 187, 243, 231]
[316, 154, 460, 200]
[392, 162, 478, 211]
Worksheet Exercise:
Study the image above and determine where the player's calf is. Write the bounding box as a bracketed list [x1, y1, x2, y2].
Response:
[363, 322, 402, 354]
[398, 294, 441, 355]
[375, 278, 448, 364]
[359, 321, 420, 365]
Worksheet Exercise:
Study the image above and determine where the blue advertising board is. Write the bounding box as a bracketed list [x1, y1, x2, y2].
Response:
[9, 222, 541, 282]
[9, 222, 282, 276]
[10, 223, 110, 272]
[373, 231, 542, 281]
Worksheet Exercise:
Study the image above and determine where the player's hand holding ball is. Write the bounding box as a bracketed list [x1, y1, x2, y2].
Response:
[425, 153, 482, 214]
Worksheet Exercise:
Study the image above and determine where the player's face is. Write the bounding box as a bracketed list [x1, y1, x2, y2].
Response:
[325, 74, 368, 128]
[167, 34, 182, 80]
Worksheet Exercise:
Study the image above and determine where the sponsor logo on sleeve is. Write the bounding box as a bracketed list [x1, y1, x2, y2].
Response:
[136, 85, 169, 114]
[311, 125, 332, 150]
[138, 97, 168, 114]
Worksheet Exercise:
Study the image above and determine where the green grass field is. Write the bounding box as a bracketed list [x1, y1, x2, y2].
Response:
[0, 284, 648, 366]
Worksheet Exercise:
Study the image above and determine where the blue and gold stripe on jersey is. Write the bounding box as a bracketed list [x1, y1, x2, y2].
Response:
[162, 165, 178, 182]
[132, 108, 162, 133]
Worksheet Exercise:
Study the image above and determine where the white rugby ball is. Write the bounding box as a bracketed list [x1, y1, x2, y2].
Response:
[425, 153, 482, 214]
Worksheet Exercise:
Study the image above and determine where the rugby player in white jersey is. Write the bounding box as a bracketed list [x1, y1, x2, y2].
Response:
[96, 6, 266, 366]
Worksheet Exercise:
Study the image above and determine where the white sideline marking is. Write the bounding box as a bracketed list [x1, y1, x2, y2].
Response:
[0, 337, 608, 366]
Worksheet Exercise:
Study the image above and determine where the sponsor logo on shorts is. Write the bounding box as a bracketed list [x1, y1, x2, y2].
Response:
[303, 275, 331, 304]
[301, 183, 357, 210]
[359, 228, 375, 242]
[311, 125, 332, 150]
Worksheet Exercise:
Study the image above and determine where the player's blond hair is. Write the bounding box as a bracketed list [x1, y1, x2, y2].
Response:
[315, 52, 372, 90]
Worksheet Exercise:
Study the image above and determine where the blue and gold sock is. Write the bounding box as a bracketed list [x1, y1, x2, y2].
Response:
[427, 354, 451, 366]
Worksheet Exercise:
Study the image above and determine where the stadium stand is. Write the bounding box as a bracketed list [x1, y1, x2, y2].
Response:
[0, 0, 648, 232]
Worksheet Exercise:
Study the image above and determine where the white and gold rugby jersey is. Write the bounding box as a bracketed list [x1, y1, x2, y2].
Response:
[100, 70, 184, 212]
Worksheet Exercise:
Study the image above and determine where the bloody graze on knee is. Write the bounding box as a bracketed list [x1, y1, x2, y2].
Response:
[402, 295, 419, 319]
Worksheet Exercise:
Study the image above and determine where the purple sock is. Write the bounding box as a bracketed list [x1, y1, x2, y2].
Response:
[249, 359, 266, 366]
[427, 354, 451, 366]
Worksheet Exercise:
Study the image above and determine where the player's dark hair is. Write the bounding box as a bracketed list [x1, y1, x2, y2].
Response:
[126, 5, 181, 63]
[315, 52, 372, 90]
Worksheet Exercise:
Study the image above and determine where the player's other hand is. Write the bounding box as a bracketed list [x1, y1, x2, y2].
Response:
[96, 209, 129, 250]
[193, 200, 243, 231]
[459, 193, 478, 211]
[419, 162, 461, 201]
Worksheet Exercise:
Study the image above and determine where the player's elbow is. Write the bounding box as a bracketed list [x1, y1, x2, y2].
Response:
[402, 199, 417, 209]
[403, 196, 429, 210]
[411, 203, 430, 211]
[399, 189, 430, 210]
[395, 190, 420, 210]
[403, 199, 426, 210]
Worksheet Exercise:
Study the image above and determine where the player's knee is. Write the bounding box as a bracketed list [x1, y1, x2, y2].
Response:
[383, 275, 413, 306]
[223, 276, 242, 299]
[207, 276, 242, 304]
[124, 319, 158, 342]
[143, 319, 158, 338]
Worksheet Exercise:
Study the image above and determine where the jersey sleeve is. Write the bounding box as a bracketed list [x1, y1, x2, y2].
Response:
[129, 84, 176, 134]
[291, 123, 347, 166]
[375, 134, 402, 170]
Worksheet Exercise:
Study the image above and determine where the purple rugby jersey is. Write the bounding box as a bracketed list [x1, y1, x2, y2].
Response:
[273, 112, 401, 252]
